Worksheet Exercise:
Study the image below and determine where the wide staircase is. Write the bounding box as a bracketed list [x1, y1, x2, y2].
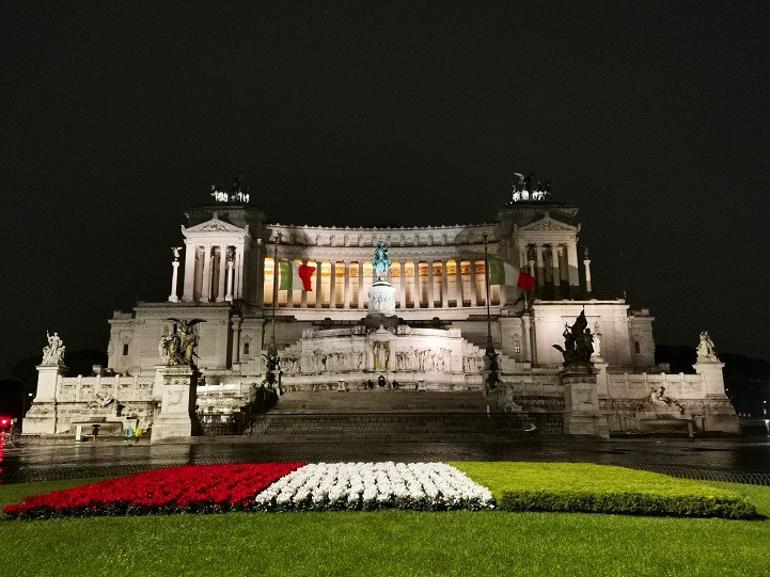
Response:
[247, 390, 562, 438]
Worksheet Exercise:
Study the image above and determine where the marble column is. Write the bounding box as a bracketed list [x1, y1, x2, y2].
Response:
[584, 257, 593, 296]
[567, 241, 579, 293]
[169, 260, 180, 302]
[182, 245, 196, 302]
[329, 262, 336, 308]
[234, 247, 242, 300]
[357, 263, 364, 309]
[315, 261, 324, 308]
[217, 246, 227, 302]
[201, 245, 212, 302]
[427, 260, 435, 308]
[536, 244, 545, 290]
[470, 259, 480, 306]
[300, 260, 309, 308]
[343, 261, 351, 308]
[225, 259, 234, 302]
[441, 261, 449, 308]
[254, 240, 265, 307]
[398, 260, 406, 308]
[455, 258, 463, 306]
[551, 245, 562, 299]
[230, 315, 242, 367]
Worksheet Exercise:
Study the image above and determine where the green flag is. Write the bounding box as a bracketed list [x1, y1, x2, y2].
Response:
[278, 259, 292, 290]
[488, 256, 516, 286]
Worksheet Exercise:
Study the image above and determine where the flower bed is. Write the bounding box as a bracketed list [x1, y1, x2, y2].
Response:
[3, 462, 303, 520]
[255, 462, 494, 511]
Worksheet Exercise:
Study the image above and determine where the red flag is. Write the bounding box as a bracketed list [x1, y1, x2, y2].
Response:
[298, 264, 315, 291]
[517, 271, 535, 292]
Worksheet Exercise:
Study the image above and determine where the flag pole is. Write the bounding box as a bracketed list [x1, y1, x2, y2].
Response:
[271, 232, 280, 346]
[483, 233, 493, 350]
[264, 232, 282, 395]
[482, 233, 498, 392]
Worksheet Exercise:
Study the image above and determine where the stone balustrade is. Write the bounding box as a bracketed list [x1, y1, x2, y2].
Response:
[607, 372, 705, 400]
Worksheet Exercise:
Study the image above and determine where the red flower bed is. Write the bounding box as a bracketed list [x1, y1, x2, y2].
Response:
[3, 462, 304, 520]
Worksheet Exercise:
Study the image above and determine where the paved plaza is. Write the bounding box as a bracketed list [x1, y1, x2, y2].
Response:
[2, 434, 769, 484]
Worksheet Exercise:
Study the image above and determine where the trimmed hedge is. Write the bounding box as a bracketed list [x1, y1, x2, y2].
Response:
[452, 462, 761, 520]
[499, 490, 759, 519]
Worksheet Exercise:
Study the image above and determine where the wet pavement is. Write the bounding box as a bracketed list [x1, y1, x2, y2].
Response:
[1, 434, 769, 484]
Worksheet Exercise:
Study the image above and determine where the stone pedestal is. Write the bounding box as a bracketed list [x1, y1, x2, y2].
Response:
[368, 281, 396, 316]
[561, 365, 609, 438]
[695, 359, 739, 433]
[23, 365, 64, 435]
[151, 366, 200, 443]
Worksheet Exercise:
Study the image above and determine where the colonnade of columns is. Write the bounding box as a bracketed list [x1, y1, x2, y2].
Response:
[263, 258, 502, 309]
[178, 244, 239, 303]
[521, 241, 581, 299]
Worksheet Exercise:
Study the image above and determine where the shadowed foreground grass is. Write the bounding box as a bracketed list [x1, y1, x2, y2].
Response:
[1, 474, 768, 577]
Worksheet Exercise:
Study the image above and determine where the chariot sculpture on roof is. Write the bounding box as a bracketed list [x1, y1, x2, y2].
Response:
[209, 173, 251, 204]
[511, 171, 551, 203]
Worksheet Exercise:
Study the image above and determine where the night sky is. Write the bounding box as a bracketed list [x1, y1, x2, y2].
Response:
[2, 2, 769, 375]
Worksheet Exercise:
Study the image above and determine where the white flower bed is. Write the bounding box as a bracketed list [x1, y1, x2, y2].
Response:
[254, 462, 494, 511]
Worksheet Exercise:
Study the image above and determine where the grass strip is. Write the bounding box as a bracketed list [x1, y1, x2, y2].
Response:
[0, 476, 768, 577]
[451, 461, 760, 519]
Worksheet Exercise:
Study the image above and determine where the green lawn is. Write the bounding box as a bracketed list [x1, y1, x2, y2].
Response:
[1, 468, 768, 577]
[452, 462, 758, 517]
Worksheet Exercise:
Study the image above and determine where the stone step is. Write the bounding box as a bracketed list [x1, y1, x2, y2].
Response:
[247, 413, 564, 436]
[272, 390, 492, 414]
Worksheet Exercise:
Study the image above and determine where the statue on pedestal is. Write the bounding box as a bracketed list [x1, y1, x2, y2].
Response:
[696, 331, 718, 362]
[159, 319, 206, 367]
[41, 331, 65, 367]
[368, 239, 397, 318]
[553, 310, 594, 367]
[373, 239, 391, 282]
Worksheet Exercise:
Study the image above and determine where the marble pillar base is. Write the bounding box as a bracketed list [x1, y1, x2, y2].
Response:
[703, 395, 741, 434]
[561, 365, 609, 438]
[22, 403, 58, 435]
[152, 366, 200, 443]
[368, 282, 396, 316]
[23, 365, 64, 435]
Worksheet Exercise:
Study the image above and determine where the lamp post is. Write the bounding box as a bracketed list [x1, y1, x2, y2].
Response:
[482, 233, 499, 392]
[264, 233, 281, 394]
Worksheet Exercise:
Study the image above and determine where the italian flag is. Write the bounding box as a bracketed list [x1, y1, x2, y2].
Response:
[278, 260, 315, 291]
[488, 256, 517, 286]
[488, 256, 535, 292]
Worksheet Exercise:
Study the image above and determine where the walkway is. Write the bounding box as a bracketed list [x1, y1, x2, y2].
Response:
[1, 434, 769, 484]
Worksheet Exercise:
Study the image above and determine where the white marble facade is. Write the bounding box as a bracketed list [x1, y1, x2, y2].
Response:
[25, 192, 736, 436]
[108, 200, 655, 377]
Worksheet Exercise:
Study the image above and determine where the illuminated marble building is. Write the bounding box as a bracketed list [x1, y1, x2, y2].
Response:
[24, 183, 738, 437]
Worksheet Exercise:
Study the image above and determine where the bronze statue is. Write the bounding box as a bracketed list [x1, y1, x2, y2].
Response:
[159, 318, 206, 367]
[553, 310, 594, 366]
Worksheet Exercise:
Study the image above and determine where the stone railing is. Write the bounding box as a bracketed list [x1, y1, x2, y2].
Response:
[197, 382, 255, 416]
[607, 372, 704, 400]
[56, 374, 155, 403]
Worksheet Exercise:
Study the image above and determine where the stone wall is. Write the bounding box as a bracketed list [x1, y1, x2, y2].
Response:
[24, 372, 156, 435]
